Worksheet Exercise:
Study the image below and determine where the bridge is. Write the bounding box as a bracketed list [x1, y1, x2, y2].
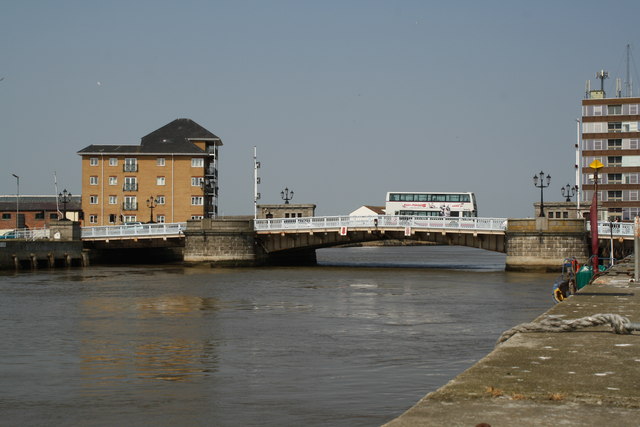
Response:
[80, 222, 186, 241]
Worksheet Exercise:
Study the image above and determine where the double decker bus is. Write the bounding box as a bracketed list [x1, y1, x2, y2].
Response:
[385, 191, 477, 217]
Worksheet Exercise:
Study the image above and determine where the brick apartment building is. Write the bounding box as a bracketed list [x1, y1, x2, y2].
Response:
[77, 119, 222, 225]
[581, 73, 640, 221]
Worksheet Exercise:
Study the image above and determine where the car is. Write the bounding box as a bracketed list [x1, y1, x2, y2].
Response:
[0, 230, 17, 239]
[123, 222, 144, 231]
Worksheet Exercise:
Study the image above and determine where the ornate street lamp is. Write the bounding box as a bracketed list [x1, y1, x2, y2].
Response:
[561, 183, 577, 202]
[533, 171, 551, 217]
[146, 196, 157, 223]
[281, 187, 294, 204]
[58, 189, 72, 221]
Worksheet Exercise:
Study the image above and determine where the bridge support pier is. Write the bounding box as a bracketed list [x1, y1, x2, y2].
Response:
[183, 218, 267, 267]
[505, 218, 589, 272]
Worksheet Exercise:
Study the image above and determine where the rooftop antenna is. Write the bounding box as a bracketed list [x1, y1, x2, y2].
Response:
[596, 70, 608, 97]
[626, 43, 633, 97]
[585, 79, 591, 99]
[616, 77, 622, 98]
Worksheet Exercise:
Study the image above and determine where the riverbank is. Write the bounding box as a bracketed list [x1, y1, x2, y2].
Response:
[384, 257, 640, 426]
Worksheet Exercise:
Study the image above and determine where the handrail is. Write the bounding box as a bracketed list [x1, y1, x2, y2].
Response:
[81, 222, 186, 239]
[588, 221, 634, 237]
[254, 215, 508, 232]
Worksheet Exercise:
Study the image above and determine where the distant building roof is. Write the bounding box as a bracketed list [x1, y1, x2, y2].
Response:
[0, 195, 82, 211]
[77, 118, 222, 155]
[350, 205, 385, 216]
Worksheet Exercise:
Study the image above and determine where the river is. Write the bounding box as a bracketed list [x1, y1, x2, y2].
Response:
[0, 245, 554, 426]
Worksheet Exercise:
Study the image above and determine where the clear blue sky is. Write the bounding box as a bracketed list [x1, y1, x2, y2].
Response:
[2, 0, 640, 218]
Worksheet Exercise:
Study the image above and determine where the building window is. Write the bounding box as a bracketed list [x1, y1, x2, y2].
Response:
[90, 195, 98, 204]
[607, 190, 622, 201]
[124, 158, 137, 172]
[191, 196, 204, 205]
[608, 122, 622, 133]
[607, 139, 622, 150]
[630, 105, 639, 115]
[49, 213, 58, 220]
[109, 195, 117, 205]
[90, 157, 99, 166]
[156, 195, 165, 205]
[109, 214, 117, 223]
[89, 215, 98, 224]
[123, 177, 137, 191]
[2, 213, 11, 220]
[123, 196, 137, 211]
[90, 176, 98, 185]
[109, 158, 118, 166]
[608, 173, 622, 184]
[608, 156, 622, 167]
[157, 157, 166, 166]
[630, 191, 639, 201]
[109, 176, 117, 185]
[191, 215, 204, 220]
[608, 105, 622, 115]
[191, 177, 204, 186]
[157, 215, 165, 223]
[191, 158, 204, 168]
[35, 211, 45, 220]
[123, 215, 137, 223]
[157, 177, 166, 186]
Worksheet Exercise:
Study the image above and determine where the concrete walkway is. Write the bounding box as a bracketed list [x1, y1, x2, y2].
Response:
[384, 258, 640, 426]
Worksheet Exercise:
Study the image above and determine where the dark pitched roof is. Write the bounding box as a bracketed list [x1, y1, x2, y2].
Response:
[77, 118, 222, 155]
[0, 196, 82, 211]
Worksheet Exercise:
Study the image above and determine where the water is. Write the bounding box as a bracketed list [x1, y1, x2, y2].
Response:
[0, 246, 554, 426]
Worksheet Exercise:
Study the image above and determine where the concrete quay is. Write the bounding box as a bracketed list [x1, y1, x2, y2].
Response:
[385, 258, 640, 426]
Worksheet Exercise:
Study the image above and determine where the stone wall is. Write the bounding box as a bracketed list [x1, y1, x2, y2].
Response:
[183, 218, 265, 267]
[0, 240, 86, 269]
[505, 218, 589, 271]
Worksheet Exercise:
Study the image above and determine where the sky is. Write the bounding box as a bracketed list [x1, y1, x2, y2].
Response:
[2, 0, 640, 218]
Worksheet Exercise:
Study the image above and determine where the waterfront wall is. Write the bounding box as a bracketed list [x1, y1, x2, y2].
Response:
[505, 218, 589, 271]
[183, 218, 266, 267]
[0, 240, 86, 269]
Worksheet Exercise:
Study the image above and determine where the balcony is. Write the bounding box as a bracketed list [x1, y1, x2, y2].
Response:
[123, 184, 138, 192]
[122, 203, 138, 211]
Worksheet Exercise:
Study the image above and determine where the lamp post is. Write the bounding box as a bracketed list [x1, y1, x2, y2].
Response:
[281, 187, 294, 204]
[146, 196, 157, 223]
[11, 173, 19, 229]
[58, 189, 71, 221]
[561, 183, 577, 202]
[533, 171, 551, 217]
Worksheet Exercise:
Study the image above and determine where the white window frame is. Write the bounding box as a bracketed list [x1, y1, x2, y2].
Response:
[191, 215, 204, 220]
[89, 215, 98, 224]
[109, 195, 117, 205]
[157, 176, 166, 186]
[157, 215, 166, 223]
[156, 195, 166, 205]
[191, 196, 204, 206]
[90, 176, 98, 185]
[191, 177, 204, 186]
[109, 157, 118, 166]
[109, 176, 117, 185]
[90, 157, 99, 166]
[191, 158, 204, 168]
[89, 195, 99, 204]
[123, 215, 137, 223]
[157, 157, 166, 166]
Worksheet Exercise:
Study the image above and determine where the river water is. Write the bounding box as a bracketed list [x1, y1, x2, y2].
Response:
[0, 246, 554, 426]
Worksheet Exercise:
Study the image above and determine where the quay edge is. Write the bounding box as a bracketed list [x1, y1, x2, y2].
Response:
[384, 257, 640, 426]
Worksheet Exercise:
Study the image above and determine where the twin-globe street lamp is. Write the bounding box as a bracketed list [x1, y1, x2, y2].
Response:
[281, 187, 294, 204]
[58, 189, 72, 221]
[533, 171, 551, 217]
[561, 183, 577, 202]
[146, 196, 157, 223]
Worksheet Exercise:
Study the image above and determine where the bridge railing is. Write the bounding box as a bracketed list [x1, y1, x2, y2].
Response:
[81, 222, 186, 239]
[254, 215, 508, 232]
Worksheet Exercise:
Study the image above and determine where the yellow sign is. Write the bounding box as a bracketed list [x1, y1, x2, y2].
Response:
[590, 159, 604, 170]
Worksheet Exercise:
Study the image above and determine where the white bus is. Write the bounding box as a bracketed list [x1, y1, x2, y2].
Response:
[385, 192, 477, 217]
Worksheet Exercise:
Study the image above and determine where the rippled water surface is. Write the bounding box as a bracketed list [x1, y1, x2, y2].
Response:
[0, 246, 554, 426]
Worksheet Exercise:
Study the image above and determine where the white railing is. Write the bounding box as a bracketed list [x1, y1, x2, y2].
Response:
[254, 215, 508, 232]
[81, 222, 186, 239]
[0, 227, 51, 241]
